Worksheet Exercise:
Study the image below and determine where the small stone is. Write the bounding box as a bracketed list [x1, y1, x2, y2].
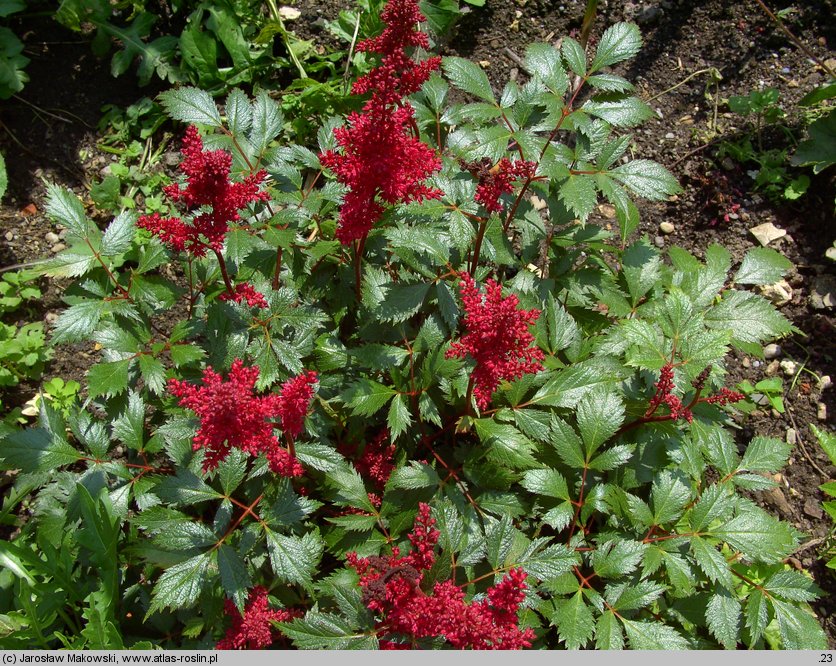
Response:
[653, 235, 665, 248]
[51, 243, 66, 253]
[765, 360, 781, 376]
[530, 195, 547, 211]
[721, 157, 735, 171]
[742, 357, 751, 368]
[787, 79, 799, 88]
[4, 231, 13, 242]
[636, 5, 663, 24]
[758, 279, 793, 306]
[824, 58, 836, 73]
[763, 343, 782, 359]
[45, 312, 60, 326]
[803, 498, 823, 520]
[659, 221, 675, 234]
[752, 360, 761, 368]
[785, 428, 797, 446]
[763, 487, 793, 517]
[818, 375, 832, 391]
[597, 203, 616, 219]
[818, 402, 828, 421]
[780, 359, 798, 377]
[809, 275, 836, 310]
[278, 5, 301, 19]
[45, 232, 60, 244]
[479, 60, 491, 68]
[750, 222, 787, 246]
[826, 246, 836, 261]
[664, 132, 675, 139]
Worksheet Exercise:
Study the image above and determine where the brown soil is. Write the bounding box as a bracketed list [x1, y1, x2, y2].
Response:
[1, 0, 835, 648]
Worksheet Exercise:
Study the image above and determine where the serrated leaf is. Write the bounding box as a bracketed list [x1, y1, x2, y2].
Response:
[280, 611, 377, 649]
[87, 359, 132, 399]
[551, 590, 594, 649]
[521, 543, 580, 582]
[524, 43, 568, 96]
[621, 619, 689, 649]
[588, 443, 633, 471]
[764, 570, 820, 602]
[250, 91, 283, 154]
[0, 427, 79, 472]
[217, 544, 251, 611]
[734, 247, 793, 285]
[770, 598, 828, 649]
[159, 87, 222, 127]
[294, 442, 343, 472]
[611, 159, 681, 199]
[595, 610, 624, 649]
[101, 211, 136, 255]
[521, 468, 569, 500]
[378, 282, 430, 323]
[810, 424, 836, 466]
[155, 470, 223, 506]
[711, 506, 797, 563]
[386, 393, 412, 441]
[706, 590, 740, 649]
[265, 529, 322, 587]
[650, 471, 691, 524]
[561, 37, 586, 76]
[705, 290, 792, 346]
[111, 391, 144, 450]
[746, 588, 769, 643]
[45, 183, 91, 239]
[738, 436, 791, 474]
[474, 419, 537, 469]
[605, 580, 666, 612]
[690, 536, 733, 590]
[442, 56, 495, 102]
[326, 464, 377, 513]
[590, 22, 642, 71]
[591, 540, 645, 578]
[558, 174, 598, 221]
[138, 355, 166, 395]
[549, 416, 586, 469]
[225, 88, 252, 136]
[345, 379, 395, 417]
[387, 461, 440, 490]
[149, 551, 215, 615]
[576, 389, 624, 457]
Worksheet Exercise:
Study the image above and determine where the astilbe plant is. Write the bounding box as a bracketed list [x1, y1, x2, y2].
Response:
[0, 0, 830, 651]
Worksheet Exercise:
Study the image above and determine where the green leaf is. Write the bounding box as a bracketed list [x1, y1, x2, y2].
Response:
[746, 589, 769, 643]
[524, 43, 568, 96]
[738, 436, 791, 474]
[265, 528, 322, 587]
[294, 442, 343, 473]
[622, 238, 661, 304]
[159, 87, 222, 127]
[280, 611, 377, 649]
[576, 389, 624, 457]
[45, 183, 91, 240]
[386, 393, 412, 441]
[378, 282, 431, 323]
[561, 37, 586, 76]
[138, 355, 166, 395]
[87, 359, 132, 399]
[734, 247, 793, 285]
[688, 484, 735, 532]
[442, 57, 495, 102]
[217, 448, 247, 495]
[549, 416, 586, 469]
[711, 505, 798, 563]
[155, 470, 223, 506]
[595, 610, 624, 649]
[217, 544, 251, 611]
[705, 290, 792, 346]
[763, 570, 820, 603]
[344, 379, 396, 417]
[520, 543, 579, 581]
[584, 96, 653, 128]
[690, 536, 733, 590]
[591, 540, 645, 578]
[474, 419, 537, 469]
[521, 468, 569, 500]
[706, 590, 740, 649]
[386, 461, 440, 491]
[810, 424, 836, 466]
[111, 391, 145, 450]
[792, 112, 836, 174]
[611, 159, 681, 199]
[558, 174, 598, 221]
[605, 581, 665, 612]
[650, 471, 691, 524]
[551, 590, 594, 649]
[590, 22, 642, 71]
[531, 356, 626, 408]
[225, 88, 252, 136]
[326, 464, 377, 513]
[770, 598, 828, 649]
[101, 211, 136, 255]
[0, 427, 79, 473]
[621, 619, 689, 649]
[250, 91, 283, 154]
[149, 551, 215, 615]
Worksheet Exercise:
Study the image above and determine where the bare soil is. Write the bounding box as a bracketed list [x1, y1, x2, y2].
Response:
[1, 0, 835, 647]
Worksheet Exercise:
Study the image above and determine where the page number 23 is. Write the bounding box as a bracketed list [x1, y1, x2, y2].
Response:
[821, 655, 833, 663]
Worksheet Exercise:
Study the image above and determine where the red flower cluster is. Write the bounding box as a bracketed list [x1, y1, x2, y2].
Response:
[446, 273, 544, 409]
[168, 360, 315, 476]
[645, 364, 692, 422]
[705, 387, 746, 405]
[276, 370, 318, 439]
[347, 504, 534, 649]
[218, 282, 268, 308]
[319, 0, 442, 245]
[354, 428, 396, 490]
[139, 126, 269, 256]
[216, 586, 298, 650]
[474, 158, 537, 213]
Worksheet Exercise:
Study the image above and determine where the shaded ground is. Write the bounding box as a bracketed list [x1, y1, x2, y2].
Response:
[1, 0, 835, 647]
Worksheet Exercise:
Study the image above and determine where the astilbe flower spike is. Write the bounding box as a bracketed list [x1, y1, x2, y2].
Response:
[139, 126, 269, 257]
[347, 504, 534, 649]
[216, 586, 299, 650]
[168, 360, 313, 476]
[446, 273, 544, 409]
[473, 158, 538, 213]
[319, 0, 442, 245]
[219, 282, 268, 308]
[645, 364, 746, 423]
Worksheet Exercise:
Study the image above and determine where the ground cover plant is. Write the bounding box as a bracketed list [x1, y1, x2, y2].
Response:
[0, 0, 833, 651]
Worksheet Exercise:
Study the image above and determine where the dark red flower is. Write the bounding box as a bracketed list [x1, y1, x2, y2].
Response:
[168, 360, 306, 476]
[216, 586, 299, 650]
[219, 282, 268, 308]
[645, 364, 692, 422]
[446, 273, 544, 409]
[319, 0, 442, 245]
[347, 504, 533, 649]
[474, 158, 537, 213]
[354, 428, 396, 490]
[277, 370, 318, 439]
[139, 126, 269, 256]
